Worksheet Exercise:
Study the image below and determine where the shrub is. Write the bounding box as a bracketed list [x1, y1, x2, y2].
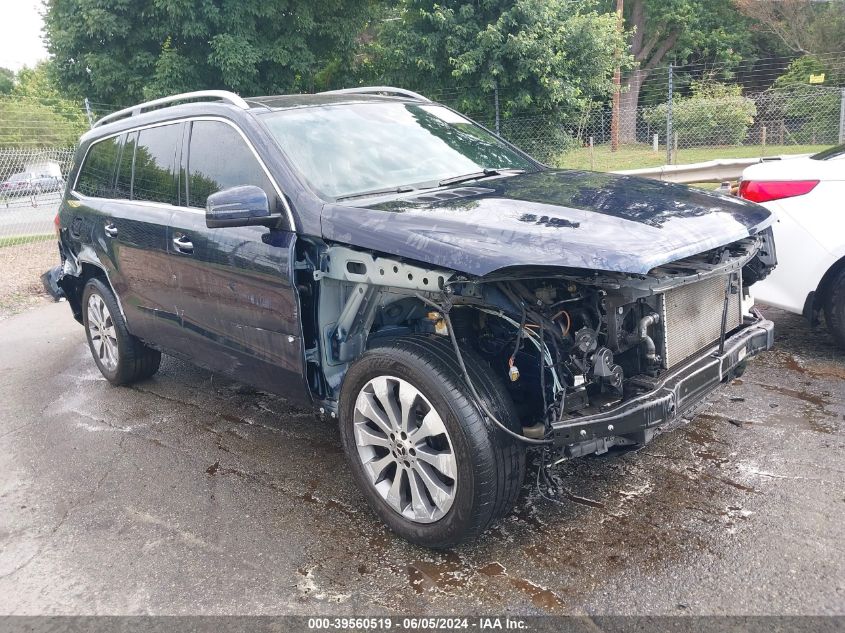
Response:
[643, 82, 756, 146]
[768, 56, 842, 145]
[500, 116, 580, 163]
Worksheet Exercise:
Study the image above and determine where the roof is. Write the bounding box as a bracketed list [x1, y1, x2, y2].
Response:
[82, 88, 429, 142]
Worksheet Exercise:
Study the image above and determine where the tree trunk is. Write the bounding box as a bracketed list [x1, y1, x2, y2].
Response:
[619, 69, 647, 144]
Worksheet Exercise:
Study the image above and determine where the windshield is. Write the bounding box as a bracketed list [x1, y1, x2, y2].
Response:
[261, 102, 536, 200]
[811, 144, 845, 161]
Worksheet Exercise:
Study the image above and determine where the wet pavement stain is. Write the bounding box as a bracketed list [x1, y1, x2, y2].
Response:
[478, 561, 563, 610]
[406, 551, 469, 594]
[758, 383, 830, 408]
[5, 303, 844, 615]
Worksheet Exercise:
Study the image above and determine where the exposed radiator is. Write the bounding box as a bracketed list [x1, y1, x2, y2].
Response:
[661, 275, 742, 368]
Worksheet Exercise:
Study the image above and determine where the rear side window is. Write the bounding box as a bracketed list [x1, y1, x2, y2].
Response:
[186, 120, 276, 209]
[114, 131, 136, 199]
[76, 137, 120, 197]
[133, 124, 180, 205]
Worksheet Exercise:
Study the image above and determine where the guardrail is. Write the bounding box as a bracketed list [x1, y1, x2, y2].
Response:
[612, 153, 811, 184]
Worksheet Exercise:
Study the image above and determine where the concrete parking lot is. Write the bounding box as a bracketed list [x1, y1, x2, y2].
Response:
[0, 301, 842, 615]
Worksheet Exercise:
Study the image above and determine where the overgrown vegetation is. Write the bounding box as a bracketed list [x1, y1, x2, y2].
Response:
[766, 56, 844, 145]
[0, 63, 88, 148]
[643, 82, 757, 146]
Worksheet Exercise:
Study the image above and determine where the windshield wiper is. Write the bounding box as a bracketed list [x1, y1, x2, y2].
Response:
[335, 185, 415, 202]
[438, 168, 524, 187]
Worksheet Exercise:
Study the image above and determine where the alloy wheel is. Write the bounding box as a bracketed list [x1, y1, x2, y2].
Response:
[353, 375, 458, 523]
[87, 293, 118, 372]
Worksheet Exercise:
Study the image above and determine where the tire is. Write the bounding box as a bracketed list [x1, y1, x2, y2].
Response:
[81, 277, 161, 385]
[338, 334, 525, 548]
[822, 267, 845, 350]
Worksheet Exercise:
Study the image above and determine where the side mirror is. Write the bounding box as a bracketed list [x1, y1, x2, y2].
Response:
[206, 185, 275, 228]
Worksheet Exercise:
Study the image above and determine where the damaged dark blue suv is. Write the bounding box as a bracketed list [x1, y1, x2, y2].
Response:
[56, 88, 777, 547]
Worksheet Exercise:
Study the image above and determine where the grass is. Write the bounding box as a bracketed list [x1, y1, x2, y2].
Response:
[554, 143, 830, 172]
[0, 233, 54, 249]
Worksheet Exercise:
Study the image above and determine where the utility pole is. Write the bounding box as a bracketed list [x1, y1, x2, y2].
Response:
[494, 79, 500, 136]
[666, 63, 674, 165]
[84, 98, 94, 128]
[839, 87, 845, 145]
[610, 0, 624, 152]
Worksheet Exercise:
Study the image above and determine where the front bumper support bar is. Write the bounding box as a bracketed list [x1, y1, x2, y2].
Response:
[551, 314, 774, 449]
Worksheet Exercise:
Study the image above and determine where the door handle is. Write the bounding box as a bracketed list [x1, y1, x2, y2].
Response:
[104, 222, 118, 238]
[172, 235, 194, 254]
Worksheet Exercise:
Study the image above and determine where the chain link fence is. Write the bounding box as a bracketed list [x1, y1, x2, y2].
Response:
[549, 84, 844, 173]
[431, 86, 845, 171]
[428, 53, 845, 171]
[1, 57, 844, 315]
[0, 147, 76, 317]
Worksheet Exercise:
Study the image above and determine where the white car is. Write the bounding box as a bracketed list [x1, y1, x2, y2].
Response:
[739, 145, 845, 348]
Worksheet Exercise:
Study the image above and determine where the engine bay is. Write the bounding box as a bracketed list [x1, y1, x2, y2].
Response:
[295, 228, 776, 451]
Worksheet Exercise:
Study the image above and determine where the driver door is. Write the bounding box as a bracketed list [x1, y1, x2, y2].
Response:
[167, 119, 308, 402]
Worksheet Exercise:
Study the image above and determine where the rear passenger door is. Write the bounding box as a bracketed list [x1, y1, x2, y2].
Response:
[167, 119, 306, 400]
[110, 123, 184, 345]
[73, 128, 178, 344]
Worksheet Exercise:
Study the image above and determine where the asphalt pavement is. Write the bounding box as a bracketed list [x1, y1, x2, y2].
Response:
[0, 301, 842, 615]
[0, 193, 61, 238]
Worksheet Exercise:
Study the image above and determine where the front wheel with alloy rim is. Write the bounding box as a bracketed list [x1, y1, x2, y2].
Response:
[82, 277, 161, 385]
[339, 335, 525, 548]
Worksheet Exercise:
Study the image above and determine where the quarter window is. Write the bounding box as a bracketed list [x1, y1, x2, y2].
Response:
[187, 120, 276, 209]
[133, 124, 180, 205]
[76, 137, 120, 198]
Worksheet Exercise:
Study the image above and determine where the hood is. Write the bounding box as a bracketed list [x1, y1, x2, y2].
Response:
[320, 170, 774, 276]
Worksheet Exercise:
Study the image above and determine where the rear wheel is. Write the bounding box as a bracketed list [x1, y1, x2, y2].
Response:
[823, 267, 845, 350]
[338, 335, 525, 548]
[82, 278, 161, 385]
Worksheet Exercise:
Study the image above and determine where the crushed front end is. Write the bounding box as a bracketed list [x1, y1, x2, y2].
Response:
[437, 228, 777, 458]
[301, 227, 776, 460]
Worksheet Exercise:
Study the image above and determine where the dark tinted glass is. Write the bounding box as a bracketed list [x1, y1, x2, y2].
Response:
[76, 136, 120, 197]
[133, 124, 179, 205]
[114, 132, 136, 200]
[187, 121, 275, 208]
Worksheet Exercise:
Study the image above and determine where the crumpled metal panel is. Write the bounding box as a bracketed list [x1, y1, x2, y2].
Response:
[321, 170, 774, 277]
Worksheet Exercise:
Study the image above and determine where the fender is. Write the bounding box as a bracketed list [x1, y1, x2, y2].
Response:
[59, 243, 128, 323]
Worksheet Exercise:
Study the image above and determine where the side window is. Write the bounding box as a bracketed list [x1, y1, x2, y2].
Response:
[187, 120, 277, 210]
[114, 131, 136, 200]
[133, 124, 180, 205]
[75, 137, 120, 198]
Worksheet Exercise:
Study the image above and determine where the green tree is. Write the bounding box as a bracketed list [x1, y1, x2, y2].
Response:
[0, 99, 84, 148]
[43, 0, 373, 106]
[365, 0, 626, 127]
[0, 67, 13, 95]
[609, 0, 760, 142]
[768, 56, 843, 145]
[0, 62, 88, 148]
[734, 0, 845, 56]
